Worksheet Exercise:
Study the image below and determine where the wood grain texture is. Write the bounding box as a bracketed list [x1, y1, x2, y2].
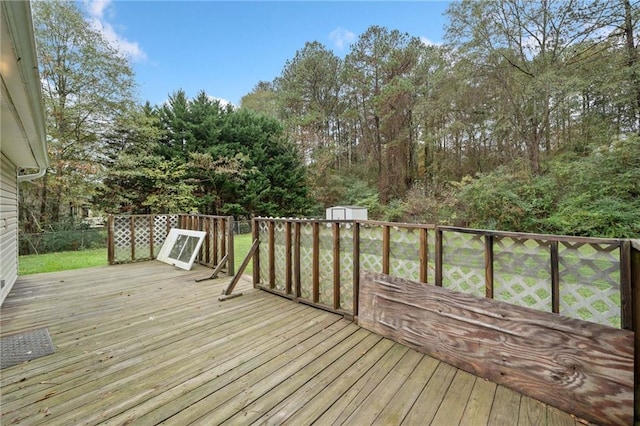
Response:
[358, 271, 634, 426]
[0, 262, 582, 426]
[459, 378, 497, 426]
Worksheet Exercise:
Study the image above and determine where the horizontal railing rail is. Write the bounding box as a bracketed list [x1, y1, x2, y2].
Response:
[107, 214, 234, 275]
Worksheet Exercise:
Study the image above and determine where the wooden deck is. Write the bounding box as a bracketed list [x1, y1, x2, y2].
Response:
[1, 262, 585, 425]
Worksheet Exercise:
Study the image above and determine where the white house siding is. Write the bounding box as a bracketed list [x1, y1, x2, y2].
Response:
[0, 152, 19, 305]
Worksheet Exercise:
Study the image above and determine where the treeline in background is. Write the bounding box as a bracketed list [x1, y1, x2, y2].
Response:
[19, 0, 640, 243]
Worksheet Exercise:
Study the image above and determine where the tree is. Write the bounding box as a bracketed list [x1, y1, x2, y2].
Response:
[25, 0, 136, 226]
[445, 0, 639, 171]
[95, 106, 199, 214]
[275, 41, 343, 163]
[343, 26, 423, 202]
[240, 81, 279, 118]
[214, 109, 311, 217]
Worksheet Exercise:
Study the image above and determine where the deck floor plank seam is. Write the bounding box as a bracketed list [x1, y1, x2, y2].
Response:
[279, 338, 397, 426]
[0, 263, 583, 426]
[0, 285, 272, 387]
[204, 327, 374, 425]
[2, 303, 327, 424]
[371, 354, 441, 426]
[313, 343, 410, 424]
[99, 312, 339, 426]
[250, 332, 385, 426]
[128, 318, 351, 425]
[0, 296, 304, 408]
[400, 360, 458, 425]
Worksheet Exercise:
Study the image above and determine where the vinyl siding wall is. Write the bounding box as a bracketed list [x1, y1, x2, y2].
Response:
[1, 153, 18, 305]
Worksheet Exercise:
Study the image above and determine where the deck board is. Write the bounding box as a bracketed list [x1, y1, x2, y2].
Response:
[0, 262, 582, 425]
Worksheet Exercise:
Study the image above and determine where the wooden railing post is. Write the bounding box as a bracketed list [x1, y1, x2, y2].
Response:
[149, 215, 154, 259]
[268, 220, 275, 288]
[333, 222, 341, 310]
[551, 241, 560, 314]
[485, 235, 494, 298]
[621, 240, 632, 330]
[294, 222, 301, 298]
[630, 240, 640, 424]
[213, 218, 219, 266]
[204, 218, 211, 265]
[353, 221, 360, 318]
[107, 215, 114, 265]
[130, 216, 135, 261]
[312, 221, 320, 303]
[226, 216, 234, 276]
[382, 225, 390, 275]
[419, 228, 428, 284]
[285, 221, 292, 295]
[252, 218, 260, 288]
[435, 227, 443, 287]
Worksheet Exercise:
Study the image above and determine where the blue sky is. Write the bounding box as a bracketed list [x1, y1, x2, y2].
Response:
[84, 1, 452, 107]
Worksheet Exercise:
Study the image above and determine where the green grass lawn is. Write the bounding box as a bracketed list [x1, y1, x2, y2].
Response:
[233, 233, 253, 275]
[19, 233, 256, 276]
[19, 248, 107, 275]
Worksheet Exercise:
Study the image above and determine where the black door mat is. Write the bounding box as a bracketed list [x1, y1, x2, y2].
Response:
[1, 328, 55, 369]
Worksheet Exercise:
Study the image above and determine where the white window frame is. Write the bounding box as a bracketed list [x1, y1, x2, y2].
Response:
[156, 228, 207, 270]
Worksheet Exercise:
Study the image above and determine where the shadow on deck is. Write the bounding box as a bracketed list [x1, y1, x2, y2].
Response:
[1, 262, 585, 425]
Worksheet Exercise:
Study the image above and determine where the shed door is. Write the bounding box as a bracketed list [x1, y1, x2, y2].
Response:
[331, 208, 346, 220]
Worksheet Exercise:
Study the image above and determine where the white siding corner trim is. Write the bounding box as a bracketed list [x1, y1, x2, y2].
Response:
[0, 153, 18, 305]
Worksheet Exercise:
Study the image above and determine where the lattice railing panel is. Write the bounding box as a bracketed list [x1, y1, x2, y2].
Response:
[494, 237, 552, 311]
[298, 223, 313, 299]
[113, 216, 131, 263]
[273, 222, 286, 291]
[442, 231, 484, 297]
[133, 216, 151, 260]
[559, 242, 621, 328]
[360, 225, 383, 274]
[250, 219, 626, 329]
[318, 224, 334, 306]
[199, 219, 212, 265]
[389, 227, 421, 282]
[152, 216, 172, 258]
[258, 221, 269, 286]
[339, 223, 354, 311]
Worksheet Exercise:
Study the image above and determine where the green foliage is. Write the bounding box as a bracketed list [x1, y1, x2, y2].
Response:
[96, 107, 198, 214]
[544, 136, 640, 237]
[25, 0, 136, 227]
[456, 171, 532, 231]
[240, 81, 279, 118]
[449, 136, 640, 237]
[99, 92, 311, 218]
[20, 220, 106, 255]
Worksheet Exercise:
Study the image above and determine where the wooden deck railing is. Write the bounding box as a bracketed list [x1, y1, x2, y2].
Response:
[107, 214, 234, 275]
[251, 217, 640, 425]
[251, 217, 637, 328]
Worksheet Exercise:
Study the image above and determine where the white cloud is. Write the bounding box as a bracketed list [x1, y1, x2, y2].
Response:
[420, 36, 440, 46]
[85, 0, 147, 62]
[161, 95, 236, 109]
[87, 0, 110, 19]
[208, 95, 236, 109]
[329, 27, 356, 51]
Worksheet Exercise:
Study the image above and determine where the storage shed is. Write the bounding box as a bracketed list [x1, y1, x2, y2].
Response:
[325, 206, 368, 221]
